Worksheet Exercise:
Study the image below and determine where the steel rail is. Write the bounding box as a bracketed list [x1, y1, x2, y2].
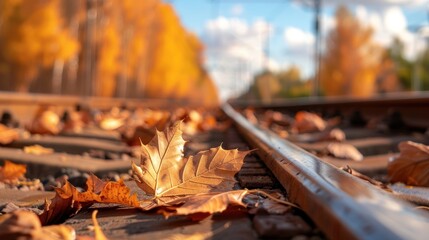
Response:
[223, 103, 429, 240]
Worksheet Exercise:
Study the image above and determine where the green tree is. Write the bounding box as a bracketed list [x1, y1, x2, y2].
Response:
[386, 38, 412, 90]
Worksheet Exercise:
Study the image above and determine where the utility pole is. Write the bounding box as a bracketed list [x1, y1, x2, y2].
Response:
[296, 0, 322, 96]
[313, 0, 321, 97]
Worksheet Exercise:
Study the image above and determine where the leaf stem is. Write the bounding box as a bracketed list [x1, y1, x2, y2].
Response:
[247, 189, 301, 209]
[415, 206, 429, 211]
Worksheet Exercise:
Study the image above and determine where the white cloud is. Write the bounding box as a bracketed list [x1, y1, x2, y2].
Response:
[281, 5, 427, 80]
[202, 17, 275, 100]
[355, 5, 426, 59]
[323, 0, 428, 8]
[284, 27, 315, 50]
[231, 4, 243, 16]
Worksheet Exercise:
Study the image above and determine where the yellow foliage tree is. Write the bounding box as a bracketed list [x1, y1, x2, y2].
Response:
[95, 1, 218, 105]
[145, 3, 218, 106]
[320, 6, 382, 97]
[0, 0, 78, 92]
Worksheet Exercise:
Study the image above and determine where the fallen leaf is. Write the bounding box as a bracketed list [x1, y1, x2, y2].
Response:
[39, 174, 139, 225]
[388, 141, 429, 187]
[0, 210, 42, 239]
[292, 111, 326, 133]
[0, 210, 75, 240]
[326, 143, 363, 161]
[62, 111, 85, 133]
[319, 128, 346, 142]
[162, 190, 248, 220]
[132, 122, 250, 201]
[38, 181, 81, 225]
[99, 117, 124, 131]
[243, 108, 258, 125]
[29, 106, 61, 135]
[24, 145, 54, 155]
[0, 124, 19, 144]
[0, 160, 26, 183]
[263, 110, 292, 128]
[91, 210, 107, 240]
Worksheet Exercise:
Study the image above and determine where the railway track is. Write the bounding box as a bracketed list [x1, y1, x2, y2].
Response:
[0, 93, 429, 239]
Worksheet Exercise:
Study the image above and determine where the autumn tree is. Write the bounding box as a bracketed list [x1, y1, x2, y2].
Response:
[95, 0, 218, 105]
[144, 3, 218, 106]
[320, 6, 382, 97]
[0, 0, 78, 92]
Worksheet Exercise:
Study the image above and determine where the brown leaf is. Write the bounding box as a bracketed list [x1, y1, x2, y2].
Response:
[132, 122, 250, 200]
[0, 210, 42, 239]
[162, 190, 248, 220]
[326, 142, 363, 161]
[243, 108, 258, 125]
[29, 106, 61, 135]
[388, 141, 429, 187]
[292, 111, 326, 133]
[0, 160, 26, 183]
[263, 110, 292, 128]
[0, 124, 19, 144]
[319, 128, 346, 142]
[39, 174, 139, 225]
[24, 145, 54, 155]
[38, 181, 81, 225]
[0, 210, 75, 240]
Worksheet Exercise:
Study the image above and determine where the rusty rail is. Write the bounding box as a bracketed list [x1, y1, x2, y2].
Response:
[223, 103, 429, 240]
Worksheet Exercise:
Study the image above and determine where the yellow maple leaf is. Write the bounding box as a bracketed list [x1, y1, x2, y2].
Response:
[131, 122, 250, 200]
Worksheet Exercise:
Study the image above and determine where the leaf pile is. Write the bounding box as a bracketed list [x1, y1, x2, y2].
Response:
[388, 141, 429, 187]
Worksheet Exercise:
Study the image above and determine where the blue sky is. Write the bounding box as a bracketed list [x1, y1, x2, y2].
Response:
[170, 0, 429, 100]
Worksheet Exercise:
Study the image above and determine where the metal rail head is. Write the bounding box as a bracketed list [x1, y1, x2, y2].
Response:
[223, 104, 429, 240]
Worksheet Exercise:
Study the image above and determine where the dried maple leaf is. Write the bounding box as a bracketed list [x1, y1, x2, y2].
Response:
[162, 190, 248, 220]
[0, 160, 26, 183]
[24, 145, 54, 155]
[388, 141, 429, 187]
[132, 122, 250, 202]
[0, 124, 19, 144]
[39, 174, 139, 225]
